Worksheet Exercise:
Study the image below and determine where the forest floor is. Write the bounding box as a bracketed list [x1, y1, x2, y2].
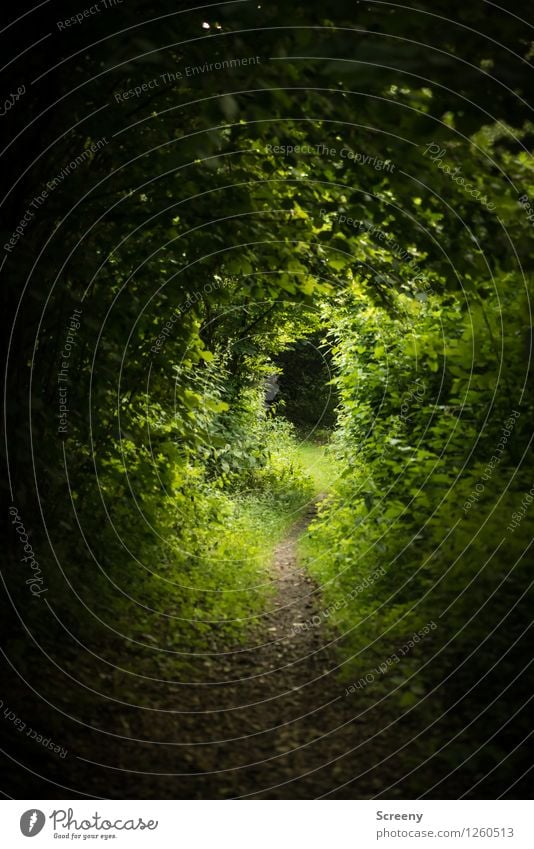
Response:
[8, 495, 424, 799]
[3, 442, 430, 799]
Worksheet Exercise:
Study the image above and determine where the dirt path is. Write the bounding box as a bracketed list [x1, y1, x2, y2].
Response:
[7, 498, 412, 799]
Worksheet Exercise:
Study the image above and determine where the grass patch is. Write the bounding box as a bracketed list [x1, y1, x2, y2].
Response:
[296, 437, 338, 494]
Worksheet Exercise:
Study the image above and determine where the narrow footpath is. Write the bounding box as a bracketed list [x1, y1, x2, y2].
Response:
[7, 498, 421, 799]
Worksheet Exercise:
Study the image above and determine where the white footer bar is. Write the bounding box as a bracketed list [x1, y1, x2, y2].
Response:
[2, 800, 531, 848]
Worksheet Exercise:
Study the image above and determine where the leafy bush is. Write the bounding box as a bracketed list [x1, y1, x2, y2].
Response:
[304, 275, 534, 794]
